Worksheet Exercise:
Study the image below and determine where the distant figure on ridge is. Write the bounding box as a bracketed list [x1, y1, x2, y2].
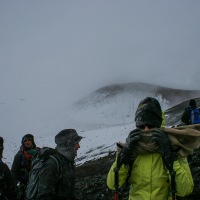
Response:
[25, 129, 83, 200]
[0, 136, 17, 200]
[107, 97, 194, 199]
[181, 99, 200, 125]
[11, 134, 39, 200]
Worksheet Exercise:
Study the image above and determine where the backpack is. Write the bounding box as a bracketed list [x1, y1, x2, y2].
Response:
[25, 147, 62, 200]
[190, 108, 200, 124]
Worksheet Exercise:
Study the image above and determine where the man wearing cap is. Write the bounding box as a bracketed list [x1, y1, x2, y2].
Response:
[11, 134, 39, 200]
[25, 129, 83, 200]
[0, 136, 17, 200]
[107, 97, 193, 199]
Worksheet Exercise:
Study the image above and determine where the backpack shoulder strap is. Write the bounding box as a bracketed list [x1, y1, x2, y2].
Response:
[125, 160, 134, 186]
[49, 154, 63, 180]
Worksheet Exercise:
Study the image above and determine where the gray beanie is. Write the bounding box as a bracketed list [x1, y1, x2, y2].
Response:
[55, 129, 83, 161]
[135, 97, 162, 128]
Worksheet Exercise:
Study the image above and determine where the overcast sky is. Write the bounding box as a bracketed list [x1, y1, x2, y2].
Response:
[1, 0, 200, 135]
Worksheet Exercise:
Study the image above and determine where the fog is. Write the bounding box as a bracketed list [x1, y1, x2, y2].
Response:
[1, 0, 200, 136]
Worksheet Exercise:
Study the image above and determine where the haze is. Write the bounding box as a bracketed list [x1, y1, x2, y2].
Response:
[1, 0, 200, 136]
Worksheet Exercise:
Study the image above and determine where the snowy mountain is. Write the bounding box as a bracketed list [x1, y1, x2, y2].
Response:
[63, 82, 200, 130]
[2, 82, 200, 168]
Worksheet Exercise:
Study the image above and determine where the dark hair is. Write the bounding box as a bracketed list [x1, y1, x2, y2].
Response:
[189, 99, 196, 109]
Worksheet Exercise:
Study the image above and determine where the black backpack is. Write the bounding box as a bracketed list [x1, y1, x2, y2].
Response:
[25, 147, 62, 199]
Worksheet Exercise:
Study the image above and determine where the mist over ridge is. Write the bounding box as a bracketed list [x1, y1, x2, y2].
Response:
[1, 81, 200, 138]
[63, 82, 200, 131]
[2, 81, 200, 168]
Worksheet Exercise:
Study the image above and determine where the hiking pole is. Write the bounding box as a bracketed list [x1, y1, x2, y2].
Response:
[170, 170, 176, 200]
[167, 158, 176, 200]
[114, 150, 124, 200]
[114, 167, 119, 200]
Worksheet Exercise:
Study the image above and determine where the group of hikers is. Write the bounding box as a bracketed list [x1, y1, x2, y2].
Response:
[0, 129, 82, 200]
[0, 97, 200, 200]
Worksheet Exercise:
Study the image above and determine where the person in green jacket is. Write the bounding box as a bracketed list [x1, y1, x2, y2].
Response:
[107, 97, 194, 200]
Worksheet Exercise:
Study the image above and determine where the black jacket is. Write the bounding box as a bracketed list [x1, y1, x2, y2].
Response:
[11, 147, 38, 186]
[11, 150, 32, 186]
[0, 159, 17, 200]
[181, 107, 192, 125]
[25, 152, 76, 200]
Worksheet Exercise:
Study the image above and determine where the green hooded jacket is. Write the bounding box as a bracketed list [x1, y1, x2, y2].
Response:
[107, 153, 193, 200]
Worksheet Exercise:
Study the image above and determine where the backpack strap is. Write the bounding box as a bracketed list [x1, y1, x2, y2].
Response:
[125, 160, 134, 187]
[49, 154, 63, 181]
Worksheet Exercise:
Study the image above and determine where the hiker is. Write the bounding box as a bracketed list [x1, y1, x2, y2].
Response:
[11, 134, 39, 200]
[0, 136, 17, 200]
[181, 99, 200, 125]
[25, 128, 83, 200]
[107, 97, 194, 199]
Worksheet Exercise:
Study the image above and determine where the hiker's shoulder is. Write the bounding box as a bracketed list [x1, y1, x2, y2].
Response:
[12, 150, 22, 161]
[39, 148, 63, 164]
[185, 107, 191, 111]
[0, 161, 10, 175]
[0, 160, 7, 169]
[45, 155, 60, 166]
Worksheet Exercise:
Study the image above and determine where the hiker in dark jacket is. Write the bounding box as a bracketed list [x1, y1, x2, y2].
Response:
[0, 136, 17, 200]
[25, 129, 83, 200]
[181, 99, 200, 125]
[11, 134, 39, 200]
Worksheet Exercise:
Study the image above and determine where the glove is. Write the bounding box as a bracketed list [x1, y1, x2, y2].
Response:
[124, 129, 141, 150]
[116, 142, 124, 157]
[117, 129, 141, 165]
[152, 129, 174, 171]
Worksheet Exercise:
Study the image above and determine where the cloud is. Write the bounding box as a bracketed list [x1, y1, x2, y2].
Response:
[0, 0, 200, 136]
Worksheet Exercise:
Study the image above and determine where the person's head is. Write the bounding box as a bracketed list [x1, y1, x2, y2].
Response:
[55, 129, 83, 161]
[0, 136, 3, 159]
[189, 99, 197, 109]
[135, 97, 162, 130]
[21, 134, 36, 150]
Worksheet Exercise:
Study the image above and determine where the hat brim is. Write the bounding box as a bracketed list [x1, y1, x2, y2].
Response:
[75, 136, 83, 143]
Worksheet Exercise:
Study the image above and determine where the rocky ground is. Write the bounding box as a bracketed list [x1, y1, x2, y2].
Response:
[75, 147, 200, 200]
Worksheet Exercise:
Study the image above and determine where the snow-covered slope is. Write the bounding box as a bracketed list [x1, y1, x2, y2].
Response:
[62, 82, 200, 130]
[2, 82, 200, 168]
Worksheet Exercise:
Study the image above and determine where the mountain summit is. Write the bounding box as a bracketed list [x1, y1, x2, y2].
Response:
[65, 82, 200, 131]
